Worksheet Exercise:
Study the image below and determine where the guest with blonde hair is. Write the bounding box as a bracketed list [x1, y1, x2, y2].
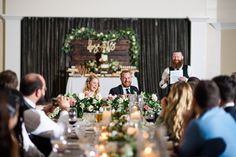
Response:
[157, 81, 193, 143]
[83, 73, 101, 98]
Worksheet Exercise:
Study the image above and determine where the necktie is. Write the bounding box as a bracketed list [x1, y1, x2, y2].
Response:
[126, 88, 131, 94]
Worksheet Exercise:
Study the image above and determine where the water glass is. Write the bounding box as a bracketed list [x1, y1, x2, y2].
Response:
[95, 111, 103, 123]
[51, 135, 67, 154]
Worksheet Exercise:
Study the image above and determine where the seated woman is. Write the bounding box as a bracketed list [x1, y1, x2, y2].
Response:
[0, 88, 22, 157]
[156, 81, 193, 143]
[83, 74, 101, 99]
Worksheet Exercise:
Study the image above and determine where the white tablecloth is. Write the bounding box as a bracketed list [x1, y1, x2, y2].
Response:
[66, 76, 139, 97]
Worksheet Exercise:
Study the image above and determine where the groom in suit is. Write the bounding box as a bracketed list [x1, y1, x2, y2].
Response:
[109, 70, 139, 95]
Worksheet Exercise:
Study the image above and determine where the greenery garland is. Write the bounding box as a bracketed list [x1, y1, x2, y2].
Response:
[62, 27, 140, 67]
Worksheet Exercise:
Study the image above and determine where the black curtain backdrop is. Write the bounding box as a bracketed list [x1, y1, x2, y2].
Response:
[21, 17, 190, 100]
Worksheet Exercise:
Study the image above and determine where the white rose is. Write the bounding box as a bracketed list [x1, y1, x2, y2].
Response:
[96, 94, 102, 100]
[81, 27, 85, 31]
[151, 94, 158, 102]
[117, 108, 122, 112]
[78, 93, 85, 100]
[87, 105, 94, 112]
[80, 103, 85, 109]
[111, 130, 118, 137]
[98, 107, 103, 112]
[117, 98, 124, 104]
[92, 98, 98, 104]
[69, 35, 74, 40]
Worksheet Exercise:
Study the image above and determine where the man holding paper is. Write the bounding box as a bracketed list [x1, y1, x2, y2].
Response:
[159, 51, 193, 95]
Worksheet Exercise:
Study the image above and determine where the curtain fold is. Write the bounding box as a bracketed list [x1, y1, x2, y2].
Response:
[21, 18, 190, 100]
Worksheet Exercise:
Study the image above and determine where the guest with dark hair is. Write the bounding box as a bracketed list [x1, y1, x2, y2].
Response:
[0, 90, 13, 157]
[0, 70, 44, 157]
[109, 70, 139, 95]
[0, 70, 18, 89]
[20, 73, 70, 157]
[231, 72, 236, 104]
[0, 88, 22, 157]
[231, 72, 236, 80]
[187, 76, 200, 94]
[187, 76, 200, 83]
[213, 75, 236, 121]
[178, 80, 236, 157]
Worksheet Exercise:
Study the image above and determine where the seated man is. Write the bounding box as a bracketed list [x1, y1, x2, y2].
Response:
[213, 75, 236, 121]
[20, 73, 70, 157]
[109, 70, 139, 95]
[178, 80, 236, 157]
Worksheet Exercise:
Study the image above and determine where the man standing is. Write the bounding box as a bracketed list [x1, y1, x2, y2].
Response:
[20, 73, 70, 156]
[109, 70, 139, 95]
[159, 51, 192, 95]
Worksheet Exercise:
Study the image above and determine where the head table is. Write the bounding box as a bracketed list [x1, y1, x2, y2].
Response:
[66, 76, 139, 97]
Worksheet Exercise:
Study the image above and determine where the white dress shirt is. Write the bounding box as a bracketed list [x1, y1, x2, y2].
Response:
[122, 86, 131, 95]
[23, 97, 68, 138]
[223, 102, 235, 108]
[22, 123, 44, 157]
[159, 65, 193, 89]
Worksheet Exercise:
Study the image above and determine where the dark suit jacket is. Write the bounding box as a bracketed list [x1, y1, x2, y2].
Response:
[224, 106, 236, 121]
[109, 85, 139, 95]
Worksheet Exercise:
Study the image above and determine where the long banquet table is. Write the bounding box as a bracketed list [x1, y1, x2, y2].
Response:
[66, 76, 139, 97]
[49, 119, 165, 157]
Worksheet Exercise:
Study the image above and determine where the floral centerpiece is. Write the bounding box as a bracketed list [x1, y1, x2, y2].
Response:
[85, 60, 99, 73]
[142, 92, 161, 118]
[108, 59, 122, 73]
[85, 59, 122, 74]
[47, 93, 106, 118]
[48, 92, 160, 120]
[106, 116, 137, 157]
[107, 95, 130, 120]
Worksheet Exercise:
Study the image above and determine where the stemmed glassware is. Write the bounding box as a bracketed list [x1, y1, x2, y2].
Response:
[145, 111, 156, 126]
[68, 107, 77, 128]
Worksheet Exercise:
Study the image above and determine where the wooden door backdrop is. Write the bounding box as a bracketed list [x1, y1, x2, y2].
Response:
[70, 39, 131, 66]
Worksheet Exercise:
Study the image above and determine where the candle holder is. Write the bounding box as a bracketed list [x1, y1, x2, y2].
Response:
[102, 106, 112, 124]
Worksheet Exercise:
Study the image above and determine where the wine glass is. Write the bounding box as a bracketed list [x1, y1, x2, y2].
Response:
[145, 111, 156, 126]
[68, 108, 77, 128]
